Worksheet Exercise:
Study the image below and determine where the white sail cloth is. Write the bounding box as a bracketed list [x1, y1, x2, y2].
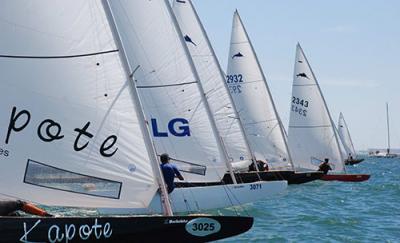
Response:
[338, 113, 356, 157]
[0, 0, 158, 208]
[172, 0, 252, 167]
[226, 11, 292, 170]
[288, 44, 344, 173]
[107, 0, 227, 182]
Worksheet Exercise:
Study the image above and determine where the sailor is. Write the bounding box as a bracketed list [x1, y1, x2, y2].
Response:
[318, 158, 332, 174]
[0, 200, 52, 217]
[160, 153, 184, 193]
[348, 153, 353, 161]
[249, 160, 269, 172]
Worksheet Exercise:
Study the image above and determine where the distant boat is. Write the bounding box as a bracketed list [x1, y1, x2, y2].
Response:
[287, 44, 370, 182]
[369, 103, 398, 158]
[337, 112, 365, 165]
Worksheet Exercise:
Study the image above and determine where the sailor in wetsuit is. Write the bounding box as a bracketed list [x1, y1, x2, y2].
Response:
[160, 153, 184, 193]
[0, 200, 52, 217]
[318, 158, 332, 174]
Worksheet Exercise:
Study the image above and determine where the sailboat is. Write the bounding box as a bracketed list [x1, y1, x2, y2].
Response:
[369, 103, 398, 158]
[221, 10, 323, 184]
[0, 0, 253, 241]
[98, 0, 286, 215]
[337, 112, 365, 165]
[287, 44, 370, 182]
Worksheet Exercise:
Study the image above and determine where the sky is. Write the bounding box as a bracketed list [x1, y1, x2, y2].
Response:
[192, 0, 400, 151]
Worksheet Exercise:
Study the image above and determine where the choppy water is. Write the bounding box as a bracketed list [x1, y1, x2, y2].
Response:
[219, 157, 400, 242]
[45, 157, 399, 242]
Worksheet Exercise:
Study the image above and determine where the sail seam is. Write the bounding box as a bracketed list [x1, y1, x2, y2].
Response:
[136, 81, 198, 89]
[289, 125, 331, 128]
[293, 84, 317, 87]
[0, 50, 119, 59]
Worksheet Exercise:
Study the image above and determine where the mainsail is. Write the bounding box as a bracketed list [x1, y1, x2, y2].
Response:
[288, 44, 345, 173]
[107, 0, 227, 182]
[338, 112, 356, 158]
[172, 0, 253, 170]
[0, 0, 159, 208]
[226, 11, 293, 171]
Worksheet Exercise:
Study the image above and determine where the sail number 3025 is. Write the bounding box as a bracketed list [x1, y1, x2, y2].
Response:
[192, 222, 216, 232]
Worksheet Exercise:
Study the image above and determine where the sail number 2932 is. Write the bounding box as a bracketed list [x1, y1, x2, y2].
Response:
[226, 74, 243, 94]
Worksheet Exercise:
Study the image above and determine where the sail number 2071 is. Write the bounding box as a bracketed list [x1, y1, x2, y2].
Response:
[250, 183, 262, 190]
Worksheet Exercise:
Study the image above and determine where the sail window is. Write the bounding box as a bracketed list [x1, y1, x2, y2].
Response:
[24, 159, 122, 199]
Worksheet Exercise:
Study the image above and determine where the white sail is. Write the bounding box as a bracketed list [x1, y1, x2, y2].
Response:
[338, 113, 356, 158]
[172, 1, 253, 168]
[288, 44, 345, 173]
[107, 0, 227, 182]
[226, 11, 292, 170]
[0, 0, 158, 208]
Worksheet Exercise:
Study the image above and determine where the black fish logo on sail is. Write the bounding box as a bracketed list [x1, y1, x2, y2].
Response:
[184, 35, 197, 46]
[296, 73, 309, 79]
[232, 52, 244, 59]
[176, 0, 186, 3]
[298, 60, 303, 63]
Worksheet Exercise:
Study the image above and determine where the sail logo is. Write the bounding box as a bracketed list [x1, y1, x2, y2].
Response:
[4, 106, 118, 157]
[296, 73, 309, 79]
[151, 118, 191, 137]
[232, 52, 244, 59]
[184, 35, 197, 46]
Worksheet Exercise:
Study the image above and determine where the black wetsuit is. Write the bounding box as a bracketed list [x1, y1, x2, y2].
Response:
[0, 200, 24, 216]
[318, 163, 332, 174]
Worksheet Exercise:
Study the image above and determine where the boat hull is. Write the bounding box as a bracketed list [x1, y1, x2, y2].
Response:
[0, 215, 252, 242]
[99, 181, 287, 214]
[344, 158, 365, 165]
[320, 174, 370, 182]
[223, 171, 324, 185]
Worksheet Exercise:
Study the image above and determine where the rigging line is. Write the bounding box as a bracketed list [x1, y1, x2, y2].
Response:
[136, 81, 197, 89]
[289, 125, 331, 128]
[0, 49, 119, 59]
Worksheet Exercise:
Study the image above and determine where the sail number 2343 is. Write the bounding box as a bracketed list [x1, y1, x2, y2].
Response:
[291, 96, 309, 117]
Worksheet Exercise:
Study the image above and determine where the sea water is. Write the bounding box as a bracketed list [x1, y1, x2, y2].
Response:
[46, 157, 399, 242]
[218, 157, 400, 242]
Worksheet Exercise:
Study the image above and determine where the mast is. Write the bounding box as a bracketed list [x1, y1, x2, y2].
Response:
[386, 102, 391, 155]
[186, 1, 257, 169]
[297, 44, 346, 172]
[102, 0, 173, 216]
[235, 11, 295, 171]
[165, 0, 237, 183]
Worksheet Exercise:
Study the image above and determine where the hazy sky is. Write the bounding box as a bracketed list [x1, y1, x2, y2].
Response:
[192, 0, 400, 150]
